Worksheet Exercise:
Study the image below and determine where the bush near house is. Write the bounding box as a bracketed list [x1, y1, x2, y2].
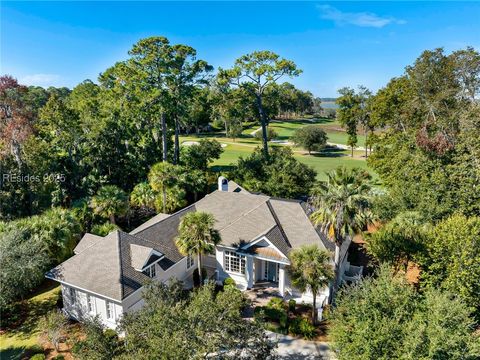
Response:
[254, 298, 320, 339]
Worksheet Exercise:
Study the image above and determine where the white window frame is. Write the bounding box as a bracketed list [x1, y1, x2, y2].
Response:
[142, 264, 156, 278]
[106, 301, 115, 320]
[224, 251, 246, 275]
[186, 254, 194, 269]
[87, 294, 95, 314]
[69, 287, 76, 304]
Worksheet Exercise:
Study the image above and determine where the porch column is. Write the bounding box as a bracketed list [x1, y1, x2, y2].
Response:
[278, 264, 286, 297]
[246, 256, 254, 289]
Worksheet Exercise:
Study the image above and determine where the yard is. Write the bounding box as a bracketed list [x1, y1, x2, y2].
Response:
[0, 281, 69, 360]
[182, 117, 375, 181]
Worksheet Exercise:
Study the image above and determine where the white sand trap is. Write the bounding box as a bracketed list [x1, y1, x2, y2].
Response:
[220, 143, 227, 148]
[182, 141, 200, 146]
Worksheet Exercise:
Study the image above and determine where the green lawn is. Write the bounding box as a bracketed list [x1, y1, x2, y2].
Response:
[181, 117, 375, 181]
[0, 282, 61, 360]
[269, 118, 366, 147]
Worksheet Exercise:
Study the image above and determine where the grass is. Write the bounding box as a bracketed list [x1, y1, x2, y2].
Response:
[0, 281, 61, 360]
[181, 117, 375, 180]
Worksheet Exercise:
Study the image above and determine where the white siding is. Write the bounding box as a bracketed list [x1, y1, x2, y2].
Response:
[215, 247, 248, 289]
[61, 284, 122, 329]
[122, 255, 202, 313]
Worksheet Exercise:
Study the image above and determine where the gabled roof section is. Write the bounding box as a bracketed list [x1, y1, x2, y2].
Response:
[73, 233, 103, 254]
[47, 231, 124, 300]
[47, 230, 176, 301]
[130, 213, 170, 234]
[130, 244, 163, 270]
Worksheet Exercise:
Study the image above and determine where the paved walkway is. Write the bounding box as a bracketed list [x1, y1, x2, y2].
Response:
[267, 331, 334, 359]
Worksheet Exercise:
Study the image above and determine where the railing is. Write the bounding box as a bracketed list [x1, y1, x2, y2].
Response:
[342, 262, 363, 283]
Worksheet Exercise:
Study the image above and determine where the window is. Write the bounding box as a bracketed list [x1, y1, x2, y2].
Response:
[69, 287, 76, 304]
[106, 301, 114, 320]
[224, 251, 246, 274]
[142, 264, 156, 278]
[186, 255, 194, 269]
[87, 294, 95, 313]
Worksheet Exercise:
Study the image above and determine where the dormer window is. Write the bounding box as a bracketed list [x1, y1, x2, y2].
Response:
[142, 264, 156, 278]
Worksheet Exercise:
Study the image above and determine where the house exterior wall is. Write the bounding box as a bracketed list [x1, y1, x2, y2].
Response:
[122, 256, 200, 313]
[215, 247, 249, 289]
[61, 284, 122, 329]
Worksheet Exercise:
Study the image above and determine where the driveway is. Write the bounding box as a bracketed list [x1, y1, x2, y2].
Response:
[266, 331, 335, 359]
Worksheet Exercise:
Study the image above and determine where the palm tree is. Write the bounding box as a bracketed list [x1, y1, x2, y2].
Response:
[130, 182, 156, 210]
[175, 212, 221, 285]
[148, 162, 180, 214]
[288, 245, 334, 324]
[154, 186, 187, 214]
[310, 167, 372, 297]
[90, 185, 128, 225]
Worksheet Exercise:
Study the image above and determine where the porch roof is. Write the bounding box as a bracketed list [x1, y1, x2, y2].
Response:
[247, 245, 289, 262]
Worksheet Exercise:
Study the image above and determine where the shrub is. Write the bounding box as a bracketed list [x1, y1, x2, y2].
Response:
[265, 307, 288, 329]
[104, 328, 118, 343]
[266, 297, 285, 310]
[289, 317, 316, 339]
[53, 355, 65, 360]
[91, 222, 119, 236]
[27, 344, 44, 355]
[223, 277, 236, 287]
[288, 317, 302, 336]
[299, 318, 316, 340]
[39, 310, 68, 351]
[288, 299, 296, 312]
[30, 354, 46, 360]
[254, 127, 278, 141]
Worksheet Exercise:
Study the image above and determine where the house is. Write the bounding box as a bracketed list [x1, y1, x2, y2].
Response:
[46, 177, 353, 329]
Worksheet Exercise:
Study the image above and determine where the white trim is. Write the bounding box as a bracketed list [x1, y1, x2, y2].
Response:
[106, 300, 116, 320]
[45, 277, 122, 304]
[240, 235, 287, 261]
[86, 293, 96, 314]
[224, 251, 246, 275]
[137, 251, 164, 271]
[250, 254, 290, 266]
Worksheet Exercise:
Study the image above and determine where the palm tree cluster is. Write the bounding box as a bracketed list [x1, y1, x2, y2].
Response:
[310, 167, 373, 295]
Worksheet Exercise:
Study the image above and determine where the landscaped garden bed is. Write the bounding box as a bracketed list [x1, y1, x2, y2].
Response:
[253, 297, 329, 341]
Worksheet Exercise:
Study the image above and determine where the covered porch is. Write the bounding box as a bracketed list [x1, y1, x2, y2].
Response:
[243, 247, 290, 297]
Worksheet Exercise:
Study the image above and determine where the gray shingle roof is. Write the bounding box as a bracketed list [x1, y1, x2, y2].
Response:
[48, 188, 328, 300]
[73, 233, 103, 254]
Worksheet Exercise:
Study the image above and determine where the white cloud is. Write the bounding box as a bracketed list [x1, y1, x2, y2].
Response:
[317, 5, 406, 28]
[20, 73, 62, 86]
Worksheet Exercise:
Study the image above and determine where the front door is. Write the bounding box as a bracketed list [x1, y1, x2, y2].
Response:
[265, 261, 279, 282]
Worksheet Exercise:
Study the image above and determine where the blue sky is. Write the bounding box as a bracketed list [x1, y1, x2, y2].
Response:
[1, 1, 479, 97]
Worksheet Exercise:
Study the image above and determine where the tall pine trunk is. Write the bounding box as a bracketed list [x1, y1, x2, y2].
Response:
[174, 118, 180, 165]
[161, 112, 168, 162]
[364, 125, 368, 158]
[255, 95, 269, 159]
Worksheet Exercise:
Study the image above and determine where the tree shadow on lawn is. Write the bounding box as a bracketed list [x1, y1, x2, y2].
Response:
[1, 281, 61, 359]
[303, 148, 348, 158]
[210, 165, 236, 173]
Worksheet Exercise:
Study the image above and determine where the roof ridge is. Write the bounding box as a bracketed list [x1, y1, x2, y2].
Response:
[115, 231, 125, 299]
[266, 200, 292, 248]
[216, 197, 271, 233]
[131, 204, 196, 236]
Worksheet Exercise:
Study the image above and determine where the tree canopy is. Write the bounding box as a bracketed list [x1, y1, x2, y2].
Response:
[329, 265, 480, 360]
